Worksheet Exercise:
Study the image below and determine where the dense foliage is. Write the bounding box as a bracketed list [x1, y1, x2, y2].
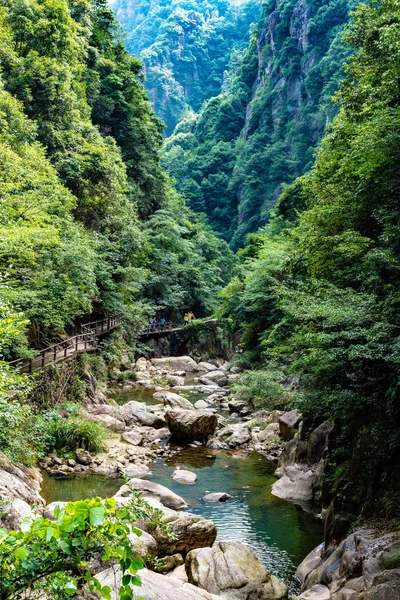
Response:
[0, 0, 233, 398]
[0, 495, 163, 599]
[221, 0, 400, 523]
[163, 0, 354, 247]
[112, 0, 260, 133]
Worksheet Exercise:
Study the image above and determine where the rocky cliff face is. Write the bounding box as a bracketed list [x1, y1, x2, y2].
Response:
[163, 0, 355, 246]
[112, 0, 261, 133]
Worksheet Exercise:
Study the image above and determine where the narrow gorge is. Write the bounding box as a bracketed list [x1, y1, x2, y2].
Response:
[0, 0, 399, 599]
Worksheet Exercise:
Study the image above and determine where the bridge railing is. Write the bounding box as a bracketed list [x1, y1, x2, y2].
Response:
[141, 321, 173, 335]
[8, 315, 123, 374]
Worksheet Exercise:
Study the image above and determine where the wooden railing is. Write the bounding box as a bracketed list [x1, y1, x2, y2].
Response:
[140, 321, 174, 335]
[8, 315, 123, 374]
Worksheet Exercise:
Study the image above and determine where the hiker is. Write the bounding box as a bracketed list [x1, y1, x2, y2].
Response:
[160, 317, 166, 329]
[184, 313, 189, 325]
[189, 311, 195, 321]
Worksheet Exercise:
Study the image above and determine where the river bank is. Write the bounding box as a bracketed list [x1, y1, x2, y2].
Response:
[1, 352, 399, 599]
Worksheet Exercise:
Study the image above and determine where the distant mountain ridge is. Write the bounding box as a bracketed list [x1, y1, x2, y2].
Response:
[111, 0, 261, 133]
[162, 0, 355, 247]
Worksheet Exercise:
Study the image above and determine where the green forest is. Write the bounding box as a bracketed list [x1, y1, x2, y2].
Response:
[111, 0, 261, 133]
[0, 0, 400, 597]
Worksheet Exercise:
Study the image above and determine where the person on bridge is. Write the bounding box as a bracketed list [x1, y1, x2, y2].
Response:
[184, 313, 189, 325]
[160, 317, 166, 329]
[189, 311, 196, 321]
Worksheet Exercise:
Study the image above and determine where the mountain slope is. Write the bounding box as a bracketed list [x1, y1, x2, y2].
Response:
[111, 0, 261, 133]
[163, 0, 354, 247]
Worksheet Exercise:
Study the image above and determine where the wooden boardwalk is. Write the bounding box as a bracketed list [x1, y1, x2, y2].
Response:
[8, 316, 184, 374]
[8, 316, 123, 374]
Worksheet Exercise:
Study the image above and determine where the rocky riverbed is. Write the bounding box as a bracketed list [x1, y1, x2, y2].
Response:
[1, 353, 398, 599]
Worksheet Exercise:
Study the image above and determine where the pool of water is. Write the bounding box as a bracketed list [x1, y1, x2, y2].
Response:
[41, 447, 323, 593]
[41, 471, 124, 504]
[149, 448, 323, 593]
[109, 376, 218, 408]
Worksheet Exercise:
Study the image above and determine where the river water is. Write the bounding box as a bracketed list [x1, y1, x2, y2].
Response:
[41, 382, 324, 593]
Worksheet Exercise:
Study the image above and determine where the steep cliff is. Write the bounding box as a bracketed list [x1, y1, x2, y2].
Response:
[111, 0, 261, 133]
[163, 0, 354, 247]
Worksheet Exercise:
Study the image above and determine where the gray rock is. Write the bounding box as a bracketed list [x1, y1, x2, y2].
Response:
[298, 584, 330, 599]
[218, 423, 251, 447]
[278, 409, 302, 440]
[154, 512, 217, 557]
[194, 400, 210, 410]
[167, 375, 185, 387]
[76, 449, 93, 465]
[84, 566, 220, 600]
[203, 493, 231, 503]
[197, 362, 217, 372]
[119, 401, 165, 429]
[296, 543, 324, 584]
[154, 553, 184, 573]
[122, 430, 143, 446]
[272, 463, 324, 503]
[122, 464, 151, 479]
[172, 468, 197, 484]
[186, 541, 287, 600]
[115, 478, 187, 510]
[89, 413, 125, 432]
[153, 391, 194, 410]
[166, 410, 218, 443]
[128, 527, 158, 557]
[150, 356, 198, 373]
[199, 370, 228, 386]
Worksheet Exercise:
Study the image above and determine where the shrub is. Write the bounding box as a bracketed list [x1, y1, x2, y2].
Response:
[232, 369, 291, 411]
[48, 417, 107, 454]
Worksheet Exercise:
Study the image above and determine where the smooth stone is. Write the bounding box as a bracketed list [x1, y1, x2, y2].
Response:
[115, 478, 187, 510]
[122, 464, 151, 479]
[199, 370, 228, 386]
[89, 413, 125, 432]
[150, 356, 198, 373]
[172, 468, 197, 484]
[203, 492, 231, 502]
[197, 361, 217, 372]
[85, 566, 220, 600]
[153, 391, 194, 410]
[194, 400, 210, 410]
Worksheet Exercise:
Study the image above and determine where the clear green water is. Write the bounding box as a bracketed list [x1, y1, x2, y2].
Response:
[41, 448, 323, 593]
[41, 471, 123, 504]
[149, 448, 323, 592]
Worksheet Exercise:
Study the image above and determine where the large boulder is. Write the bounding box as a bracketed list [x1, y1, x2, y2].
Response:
[166, 410, 218, 443]
[151, 356, 198, 373]
[83, 566, 221, 600]
[152, 512, 217, 557]
[300, 529, 400, 600]
[199, 371, 228, 387]
[271, 463, 324, 504]
[128, 527, 158, 557]
[278, 409, 302, 441]
[119, 401, 165, 429]
[197, 362, 217, 372]
[186, 541, 287, 600]
[153, 391, 194, 411]
[115, 478, 187, 510]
